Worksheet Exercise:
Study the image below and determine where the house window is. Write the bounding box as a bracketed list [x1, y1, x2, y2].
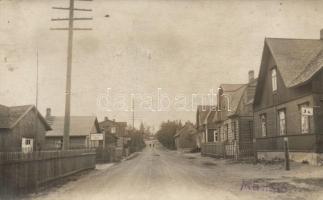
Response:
[299, 103, 310, 134]
[25, 139, 31, 145]
[224, 124, 229, 141]
[213, 130, 218, 142]
[272, 68, 277, 92]
[111, 127, 116, 133]
[232, 121, 237, 140]
[260, 114, 267, 137]
[207, 130, 214, 142]
[278, 109, 286, 135]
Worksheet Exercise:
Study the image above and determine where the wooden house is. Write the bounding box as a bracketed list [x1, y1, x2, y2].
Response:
[45, 108, 101, 149]
[0, 105, 51, 152]
[99, 117, 128, 148]
[201, 71, 257, 158]
[253, 32, 323, 165]
[196, 105, 216, 144]
[174, 122, 200, 152]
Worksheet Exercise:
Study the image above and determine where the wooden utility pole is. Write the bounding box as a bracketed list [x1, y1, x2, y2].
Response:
[35, 49, 39, 111]
[284, 137, 290, 171]
[51, 0, 92, 150]
[132, 98, 135, 130]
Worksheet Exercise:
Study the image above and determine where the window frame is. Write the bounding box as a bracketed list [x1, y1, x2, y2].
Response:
[207, 129, 215, 142]
[278, 109, 287, 136]
[298, 102, 310, 134]
[260, 114, 267, 137]
[224, 124, 229, 141]
[213, 129, 218, 142]
[111, 127, 117, 134]
[271, 68, 277, 92]
[232, 121, 237, 140]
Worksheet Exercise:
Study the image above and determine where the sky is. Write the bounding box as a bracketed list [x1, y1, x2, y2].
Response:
[1, 0, 323, 130]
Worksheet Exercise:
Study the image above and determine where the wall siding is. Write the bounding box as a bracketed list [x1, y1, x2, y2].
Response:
[254, 95, 315, 138]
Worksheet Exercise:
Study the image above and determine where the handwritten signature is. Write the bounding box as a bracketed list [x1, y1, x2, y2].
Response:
[240, 179, 288, 193]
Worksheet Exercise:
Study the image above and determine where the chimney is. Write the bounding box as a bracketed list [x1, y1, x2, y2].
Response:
[46, 108, 51, 118]
[113, 119, 115, 122]
[104, 116, 108, 121]
[248, 70, 255, 83]
[321, 29, 323, 40]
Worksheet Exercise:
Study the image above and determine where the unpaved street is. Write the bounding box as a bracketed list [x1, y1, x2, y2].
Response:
[29, 146, 323, 200]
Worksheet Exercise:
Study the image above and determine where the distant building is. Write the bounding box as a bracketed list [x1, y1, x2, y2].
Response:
[45, 108, 101, 149]
[200, 71, 257, 158]
[174, 122, 200, 152]
[253, 32, 323, 165]
[196, 105, 216, 144]
[99, 117, 128, 148]
[0, 105, 51, 152]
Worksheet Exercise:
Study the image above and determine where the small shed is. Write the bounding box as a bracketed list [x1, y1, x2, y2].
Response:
[0, 104, 51, 152]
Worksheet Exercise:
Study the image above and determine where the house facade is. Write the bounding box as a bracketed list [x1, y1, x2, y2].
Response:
[196, 105, 216, 144]
[201, 71, 257, 158]
[99, 117, 128, 148]
[45, 108, 101, 149]
[174, 122, 200, 152]
[0, 105, 51, 152]
[253, 34, 323, 165]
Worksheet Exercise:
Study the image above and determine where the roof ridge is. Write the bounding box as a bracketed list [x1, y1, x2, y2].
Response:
[9, 105, 34, 129]
[228, 86, 247, 116]
[222, 84, 247, 92]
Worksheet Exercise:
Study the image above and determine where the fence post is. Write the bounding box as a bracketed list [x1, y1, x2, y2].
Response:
[223, 142, 226, 159]
[253, 138, 258, 164]
[234, 140, 238, 160]
[284, 137, 290, 171]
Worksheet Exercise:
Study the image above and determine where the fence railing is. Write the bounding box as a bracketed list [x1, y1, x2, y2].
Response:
[0, 149, 96, 197]
[201, 141, 254, 159]
[201, 142, 225, 157]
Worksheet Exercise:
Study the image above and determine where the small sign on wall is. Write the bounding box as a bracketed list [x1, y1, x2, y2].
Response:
[301, 107, 313, 116]
[90, 133, 104, 141]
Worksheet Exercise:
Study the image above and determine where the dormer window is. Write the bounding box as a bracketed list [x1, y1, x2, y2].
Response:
[271, 68, 277, 92]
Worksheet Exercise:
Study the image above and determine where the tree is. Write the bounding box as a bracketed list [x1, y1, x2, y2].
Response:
[127, 127, 146, 153]
[156, 120, 182, 150]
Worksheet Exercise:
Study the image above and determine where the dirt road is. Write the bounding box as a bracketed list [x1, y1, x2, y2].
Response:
[29, 146, 323, 200]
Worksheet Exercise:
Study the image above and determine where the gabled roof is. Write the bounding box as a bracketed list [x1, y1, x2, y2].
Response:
[46, 116, 99, 137]
[266, 38, 323, 88]
[174, 123, 197, 138]
[220, 84, 247, 116]
[220, 84, 246, 92]
[99, 118, 127, 128]
[196, 105, 216, 126]
[255, 37, 323, 105]
[0, 104, 51, 130]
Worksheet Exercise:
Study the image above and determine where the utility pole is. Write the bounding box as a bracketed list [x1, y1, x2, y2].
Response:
[132, 98, 135, 130]
[51, 0, 92, 150]
[35, 49, 39, 111]
[35, 48, 39, 153]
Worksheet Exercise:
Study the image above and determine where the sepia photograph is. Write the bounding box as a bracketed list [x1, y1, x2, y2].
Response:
[1, 0, 323, 199]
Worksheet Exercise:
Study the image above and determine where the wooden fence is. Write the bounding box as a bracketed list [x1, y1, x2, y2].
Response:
[201, 141, 254, 159]
[95, 147, 123, 163]
[0, 149, 96, 197]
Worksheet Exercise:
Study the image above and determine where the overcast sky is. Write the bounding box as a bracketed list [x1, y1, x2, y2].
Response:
[1, 0, 323, 130]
